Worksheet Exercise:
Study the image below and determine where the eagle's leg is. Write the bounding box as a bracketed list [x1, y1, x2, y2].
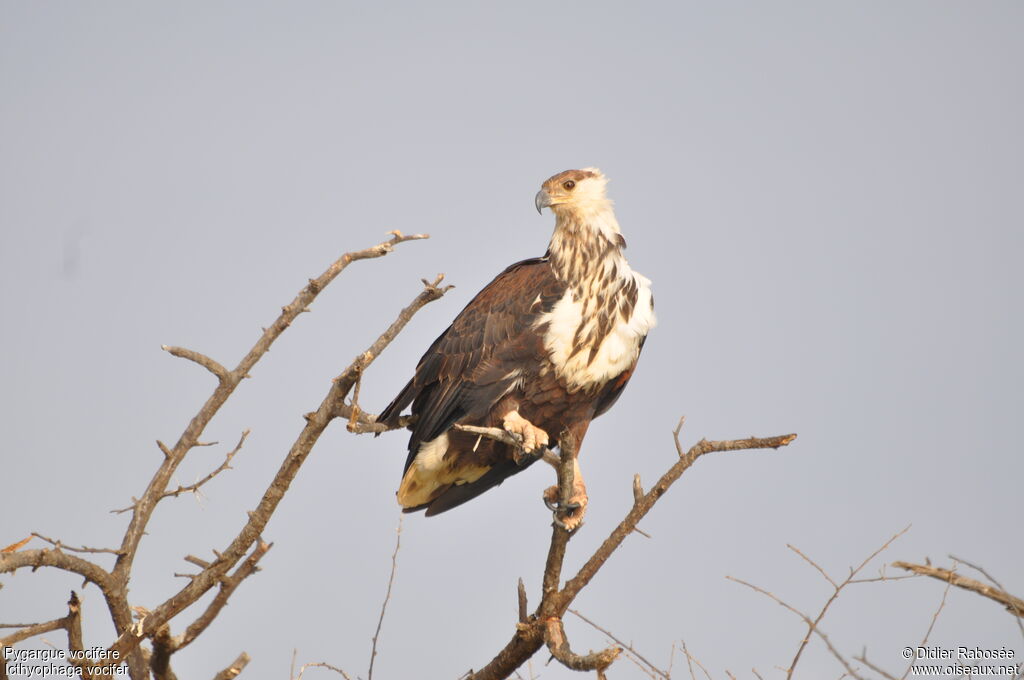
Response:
[542, 458, 588, 531]
[542, 420, 591, 530]
[502, 410, 549, 463]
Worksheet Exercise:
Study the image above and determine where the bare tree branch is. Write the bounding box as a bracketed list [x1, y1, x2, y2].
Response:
[466, 422, 797, 679]
[0, 592, 93, 680]
[567, 608, 669, 679]
[852, 652, 899, 680]
[29, 534, 122, 555]
[891, 561, 1024, 619]
[110, 431, 251, 515]
[73, 232, 431, 679]
[104, 261, 448, 666]
[726, 575, 867, 680]
[211, 652, 250, 680]
[368, 517, 402, 680]
[679, 640, 713, 680]
[160, 346, 229, 382]
[898, 574, 953, 680]
[560, 429, 797, 606]
[948, 554, 1024, 642]
[784, 526, 910, 678]
[0, 616, 67, 646]
[174, 540, 273, 651]
[293, 661, 353, 680]
[64, 591, 93, 680]
[543, 617, 620, 676]
[158, 430, 250, 506]
[0, 549, 117, 607]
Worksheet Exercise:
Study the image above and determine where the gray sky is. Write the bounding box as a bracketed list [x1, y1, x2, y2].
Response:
[2, 2, 1022, 678]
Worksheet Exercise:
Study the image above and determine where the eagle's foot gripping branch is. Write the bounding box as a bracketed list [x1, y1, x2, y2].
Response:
[502, 410, 549, 456]
[543, 477, 588, 531]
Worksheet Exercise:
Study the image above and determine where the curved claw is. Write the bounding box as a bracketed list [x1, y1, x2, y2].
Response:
[542, 481, 587, 531]
[552, 513, 584, 533]
[543, 497, 580, 513]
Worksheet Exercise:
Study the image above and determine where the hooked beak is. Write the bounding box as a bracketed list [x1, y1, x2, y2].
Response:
[535, 189, 552, 214]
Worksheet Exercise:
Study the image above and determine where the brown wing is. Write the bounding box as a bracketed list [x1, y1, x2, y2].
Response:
[379, 256, 565, 473]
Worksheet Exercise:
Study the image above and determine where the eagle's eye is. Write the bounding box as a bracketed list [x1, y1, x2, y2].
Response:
[563, 180, 576, 190]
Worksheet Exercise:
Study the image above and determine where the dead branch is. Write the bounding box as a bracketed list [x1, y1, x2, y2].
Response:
[948, 554, 1024, 642]
[161, 346, 229, 382]
[466, 422, 797, 679]
[294, 661, 353, 680]
[900, 574, 954, 680]
[567, 608, 669, 679]
[174, 540, 273, 651]
[543, 617, 621, 676]
[726, 575, 866, 680]
[368, 517, 403, 680]
[852, 652, 899, 680]
[891, 561, 1024, 618]
[104, 265, 448, 667]
[0, 592, 93, 680]
[0, 616, 67, 646]
[94, 232, 429, 678]
[784, 526, 910, 678]
[1, 232, 434, 680]
[30, 534, 123, 555]
[211, 652, 250, 680]
[110, 431, 251, 515]
[679, 640, 713, 680]
[0, 549, 118, 608]
[561, 428, 797, 605]
[158, 430, 250, 505]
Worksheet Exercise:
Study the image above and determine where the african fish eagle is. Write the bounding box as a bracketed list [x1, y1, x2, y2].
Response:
[379, 168, 655, 529]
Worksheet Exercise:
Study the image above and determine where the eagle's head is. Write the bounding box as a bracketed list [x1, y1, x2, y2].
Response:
[535, 168, 612, 218]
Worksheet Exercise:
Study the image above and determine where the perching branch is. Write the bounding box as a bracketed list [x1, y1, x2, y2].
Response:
[466, 418, 797, 680]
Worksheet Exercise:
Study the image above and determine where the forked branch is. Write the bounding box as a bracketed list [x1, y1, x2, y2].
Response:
[1, 232, 437, 680]
[105, 252, 449, 667]
[466, 420, 797, 679]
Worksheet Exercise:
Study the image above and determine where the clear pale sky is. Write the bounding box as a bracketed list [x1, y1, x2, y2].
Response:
[2, 2, 1022, 679]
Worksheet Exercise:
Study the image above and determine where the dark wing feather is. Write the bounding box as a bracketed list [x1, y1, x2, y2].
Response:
[421, 458, 537, 516]
[379, 256, 564, 473]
